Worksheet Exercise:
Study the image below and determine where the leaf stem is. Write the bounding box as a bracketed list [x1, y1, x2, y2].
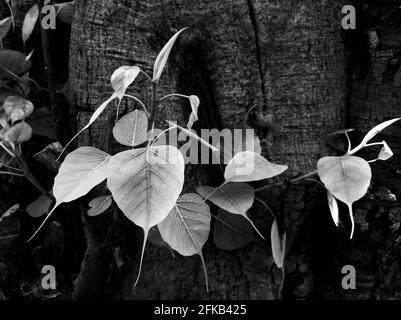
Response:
[254, 170, 317, 193]
[123, 94, 149, 115]
[160, 93, 189, 102]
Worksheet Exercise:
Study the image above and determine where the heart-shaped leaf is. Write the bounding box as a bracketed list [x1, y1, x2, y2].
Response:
[111, 66, 140, 100]
[27, 195, 53, 218]
[187, 95, 200, 129]
[0, 17, 11, 40]
[224, 151, 288, 182]
[87, 195, 112, 217]
[153, 28, 186, 82]
[271, 219, 286, 269]
[158, 193, 210, 291]
[213, 208, 254, 250]
[361, 118, 401, 145]
[4, 122, 32, 143]
[318, 156, 372, 238]
[107, 145, 185, 286]
[28, 147, 110, 241]
[197, 183, 264, 240]
[113, 110, 148, 146]
[327, 191, 339, 227]
[22, 5, 39, 43]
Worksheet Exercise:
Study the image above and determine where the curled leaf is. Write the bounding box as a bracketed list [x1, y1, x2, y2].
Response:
[0, 17, 11, 40]
[187, 95, 200, 129]
[153, 28, 186, 82]
[327, 191, 339, 227]
[271, 219, 286, 269]
[111, 66, 140, 100]
[378, 141, 393, 161]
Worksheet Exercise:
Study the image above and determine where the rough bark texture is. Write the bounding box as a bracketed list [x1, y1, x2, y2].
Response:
[68, 0, 349, 300]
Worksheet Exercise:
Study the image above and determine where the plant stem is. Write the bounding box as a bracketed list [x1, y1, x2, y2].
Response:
[38, 1, 62, 141]
[149, 82, 159, 128]
[255, 170, 317, 193]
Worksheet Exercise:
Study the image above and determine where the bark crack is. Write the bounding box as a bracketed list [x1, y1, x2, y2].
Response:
[246, 0, 268, 109]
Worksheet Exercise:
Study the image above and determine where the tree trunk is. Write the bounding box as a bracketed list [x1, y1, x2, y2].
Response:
[67, 0, 401, 300]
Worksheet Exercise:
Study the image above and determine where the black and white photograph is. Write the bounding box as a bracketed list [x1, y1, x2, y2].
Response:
[1, 0, 401, 310]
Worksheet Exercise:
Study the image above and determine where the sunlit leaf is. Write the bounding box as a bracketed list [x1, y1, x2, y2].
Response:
[107, 145, 185, 286]
[28, 147, 110, 241]
[113, 110, 148, 146]
[153, 28, 186, 82]
[213, 208, 254, 250]
[197, 183, 264, 240]
[224, 151, 287, 182]
[158, 193, 210, 291]
[27, 195, 53, 218]
[318, 156, 372, 238]
[327, 191, 339, 227]
[271, 219, 286, 269]
[0, 17, 11, 40]
[378, 141, 393, 161]
[4, 122, 32, 143]
[111, 66, 140, 100]
[187, 95, 200, 129]
[361, 118, 401, 145]
[22, 5, 39, 43]
[87, 195, 112, 217]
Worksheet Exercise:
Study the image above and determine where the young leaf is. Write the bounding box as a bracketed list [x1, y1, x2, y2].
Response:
[107, 145, 185, 286]
[27, 195, 53, 218]
[27, 147, 110, 241]
[112, 110, 148, 146]
[153, 28, 187, 82]
[224, 151, 288, 182]
[22, 5, 39, 43]
[0, 17, 11, 40]
[271, 219, 286, 269]
[213, 208, 254, 250]
[361, 118, 401, 145]
[158, 193, 211, 291]
[197, 183, 264, 240]
[378, 141, 393, 161]
[111, 66, 140, 100]
[187, 95, 200, 129]
[327, 191, 339, 227]
[318, 156, 372, 239]
[4, 122, 32, 143]
[87, 195, 112, 217]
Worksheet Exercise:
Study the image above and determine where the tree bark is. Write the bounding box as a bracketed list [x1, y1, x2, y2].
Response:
[69, 0, 399, 300]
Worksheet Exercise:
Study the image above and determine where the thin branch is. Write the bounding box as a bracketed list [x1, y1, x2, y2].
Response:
[254, 170, 318, 193]
[160, 93, 189, 102]
[0, 171, 24, 177]
[123, 94, 149, 115]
